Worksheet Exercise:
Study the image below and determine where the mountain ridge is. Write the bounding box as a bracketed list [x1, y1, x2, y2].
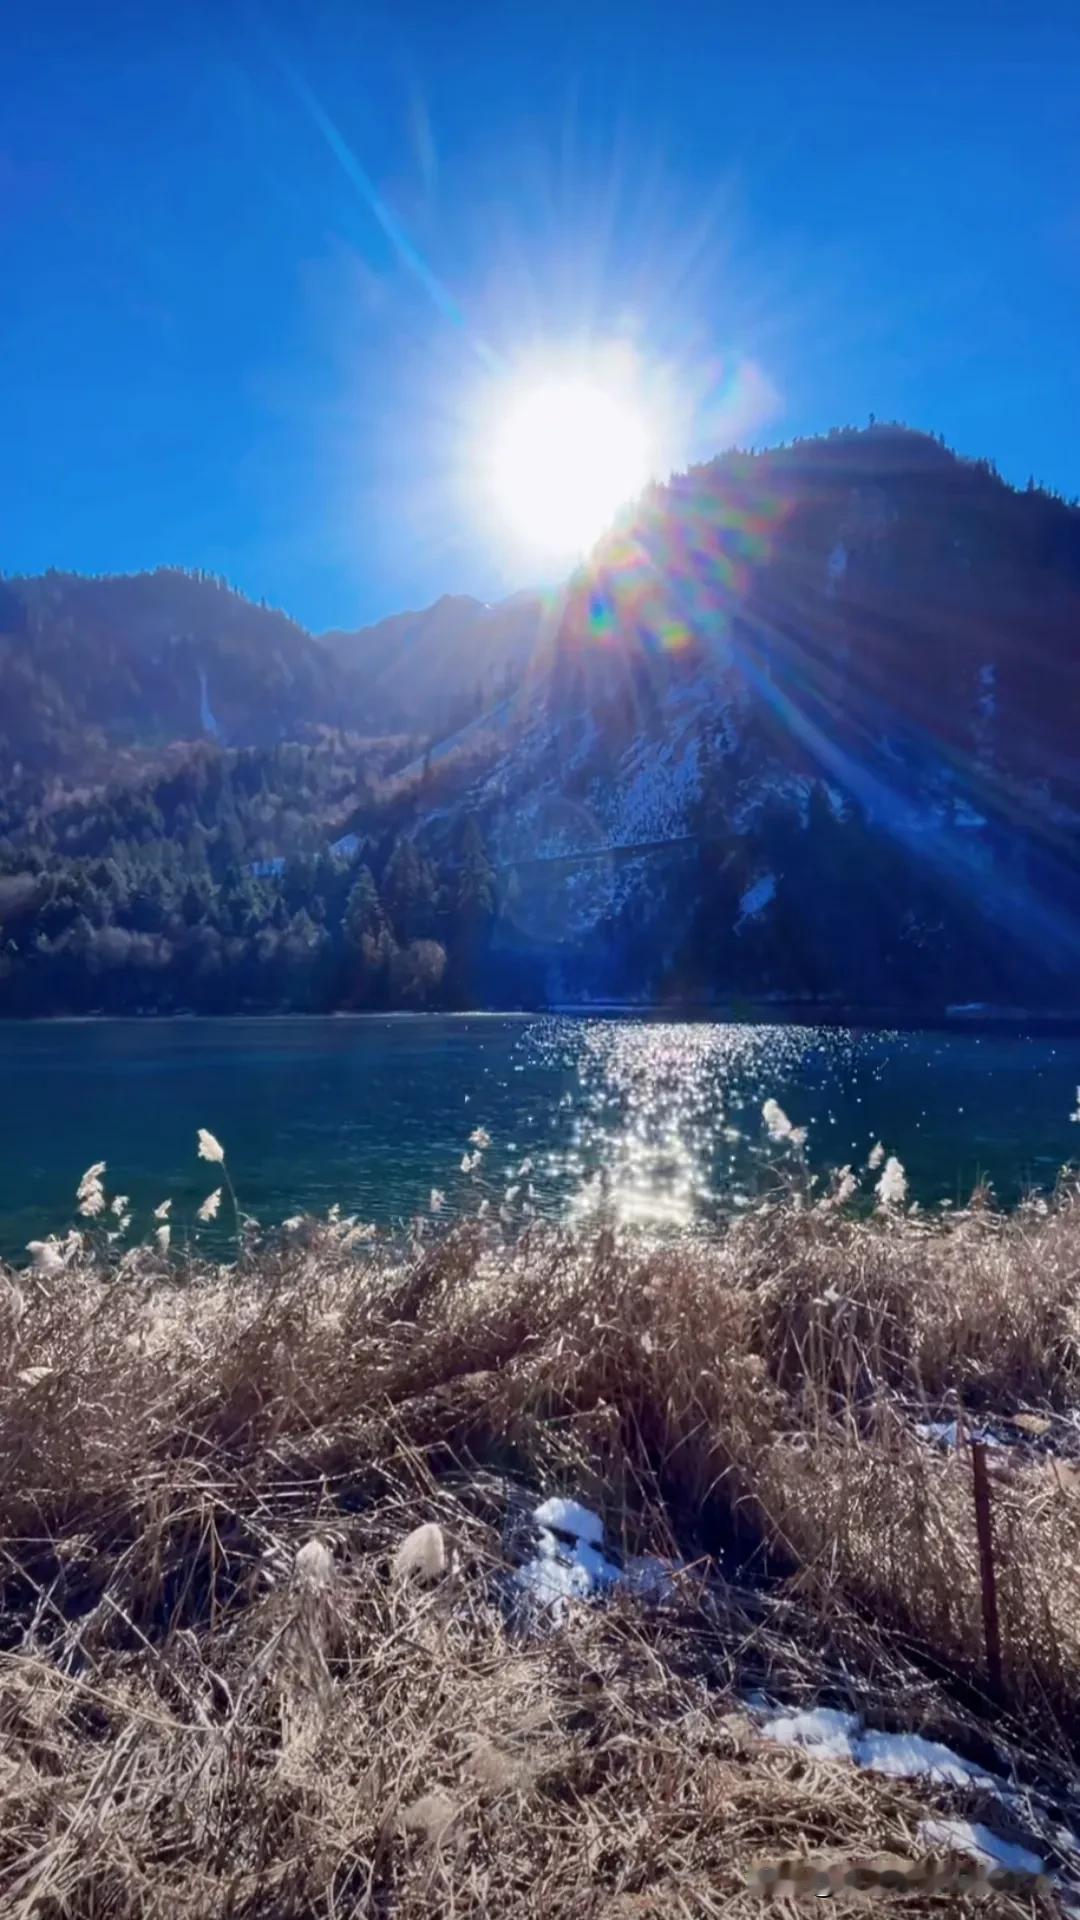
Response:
[321, 587, 554, 737]
[2, 424, 1079, 1015]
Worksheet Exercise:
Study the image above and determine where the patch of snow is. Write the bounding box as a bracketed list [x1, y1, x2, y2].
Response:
[515, 1524, 619, 1621]
[572, 1536, 622, 1590]
[487, 670, 720, 862]
[953, 798, 988, 829]
[247, 856, 286, 879]
[595, 685, 708, 847]
[515, 1495, 681, 1622]
[736, 871, 776, 933]
[757, 1703, 995, 1790]
[858, 1728, 992, 1788]
[915, 1420, 1002, 1452]
[732, 771, 813, 833]
[516, 1532, 595, 1612]
[330, 832, 360, 858]
[760, 1707, 860, 1763]
[917, 1816, 1045, 1880]
[532, 1497, 605, 1546]
[1053, 1822, 1080, 1861]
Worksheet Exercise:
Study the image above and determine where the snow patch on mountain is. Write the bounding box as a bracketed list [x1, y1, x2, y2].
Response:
[483, 673, 714, 863]
[733, 771, 813, 832]
[602, 725, 702, 846]
[736, 872, 776, 932]
[953, 798, 988, 830]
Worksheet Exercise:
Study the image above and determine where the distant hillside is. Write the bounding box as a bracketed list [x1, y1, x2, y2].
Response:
[322, 588, 553, 736]
[3, 425, 1080, 1015]
[0, 568, 375, 785]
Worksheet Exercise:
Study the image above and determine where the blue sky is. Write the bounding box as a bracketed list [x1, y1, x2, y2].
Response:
[3, 0, 1078, 631]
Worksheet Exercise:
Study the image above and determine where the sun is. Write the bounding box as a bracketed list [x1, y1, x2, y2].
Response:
[487, 371, 653, 559]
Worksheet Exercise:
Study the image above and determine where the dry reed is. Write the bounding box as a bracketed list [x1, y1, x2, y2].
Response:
[2, 1194, 1080, 1914]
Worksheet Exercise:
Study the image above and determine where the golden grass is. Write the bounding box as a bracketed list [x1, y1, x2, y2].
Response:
[3, 1196, 1080, 1914]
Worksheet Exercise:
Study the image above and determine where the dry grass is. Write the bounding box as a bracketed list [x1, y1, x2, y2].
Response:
[3, 1195, 1080, 1915]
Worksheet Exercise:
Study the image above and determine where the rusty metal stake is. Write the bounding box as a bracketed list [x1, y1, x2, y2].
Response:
[970, 1438, 1003, 1697]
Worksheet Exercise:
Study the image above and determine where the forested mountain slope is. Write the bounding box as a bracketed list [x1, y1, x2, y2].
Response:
[2, 426, 1079, 1014]
[0, 569, 373, 785]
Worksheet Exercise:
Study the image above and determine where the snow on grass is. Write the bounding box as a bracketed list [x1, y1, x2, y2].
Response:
[857, 1728, 993, 1788]
[917, 1817, 1045, 1880]
[760, 1706, 860, 1763]
[516, 1494, 680, 1619]
[759, 1705, 993, 1788]
[916, 1420, 1003, 1452]
[516, 1523, 619, 1620]
[533, 1496, 605, 1545]
[754, 1698, 1080, 1893]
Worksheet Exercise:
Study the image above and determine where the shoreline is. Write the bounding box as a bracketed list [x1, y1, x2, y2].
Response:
[5, 1001, 1080, 1036]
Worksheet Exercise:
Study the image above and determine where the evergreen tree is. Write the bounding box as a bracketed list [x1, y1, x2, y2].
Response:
[382, 835, 436, 941]
[343, 866, 384, 948]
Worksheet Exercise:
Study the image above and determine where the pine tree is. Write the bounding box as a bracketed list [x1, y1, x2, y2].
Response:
[382, 836, 436, 940]
[343, 866, 384, 949]
[455, 817, 496, 922]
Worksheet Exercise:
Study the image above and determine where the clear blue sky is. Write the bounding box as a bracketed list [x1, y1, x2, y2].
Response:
[3, 0, 1078, 631]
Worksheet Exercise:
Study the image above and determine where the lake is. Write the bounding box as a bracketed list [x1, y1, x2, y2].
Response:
[1, 1015, 1078, 1259]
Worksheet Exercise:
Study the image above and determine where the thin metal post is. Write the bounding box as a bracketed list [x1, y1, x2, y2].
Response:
[970, 1439, 1003, 1696]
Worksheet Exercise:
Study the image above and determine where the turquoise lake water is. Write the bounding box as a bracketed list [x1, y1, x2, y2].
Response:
[1, 1015, 1078, 1258]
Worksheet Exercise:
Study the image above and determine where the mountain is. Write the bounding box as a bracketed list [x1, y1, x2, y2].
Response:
[2, 425, 1080, 1016]
[0, 567, 378, 788]
[450, 424, 1080, 1005]
[322, 588, 552, 735]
